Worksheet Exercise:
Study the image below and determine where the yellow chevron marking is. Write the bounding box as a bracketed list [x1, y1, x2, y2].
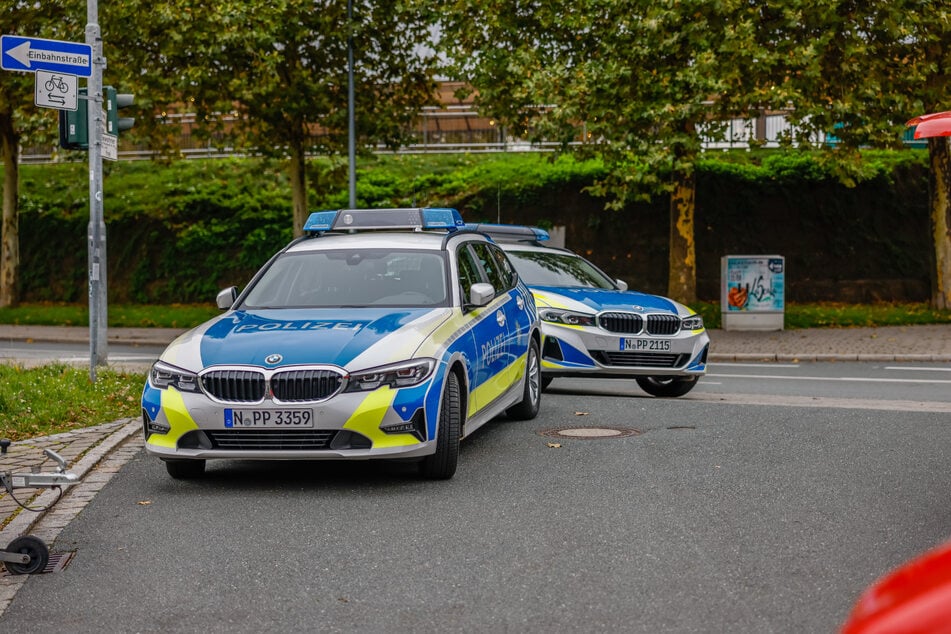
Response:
[148, 387, 199, 449]
[344, 386, 419, 448]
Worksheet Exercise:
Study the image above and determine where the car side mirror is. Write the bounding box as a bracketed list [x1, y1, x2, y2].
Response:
[216, 286, 238, 310]
[615, 279, 629, 291]
[469, 283, 495, 307]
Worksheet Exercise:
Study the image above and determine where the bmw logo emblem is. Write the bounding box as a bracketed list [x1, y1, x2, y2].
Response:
[265, 353, 283, 365]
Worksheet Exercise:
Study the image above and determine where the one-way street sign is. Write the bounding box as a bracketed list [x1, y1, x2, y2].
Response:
[1, 35, 92, 78]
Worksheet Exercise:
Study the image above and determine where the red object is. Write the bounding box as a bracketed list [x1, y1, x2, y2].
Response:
[906, 111, 951, 139]
[841, 540, 951, 634]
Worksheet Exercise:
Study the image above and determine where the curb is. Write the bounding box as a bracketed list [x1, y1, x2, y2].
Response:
[0, 419, 140, 545]
[709, 353, 951, 363]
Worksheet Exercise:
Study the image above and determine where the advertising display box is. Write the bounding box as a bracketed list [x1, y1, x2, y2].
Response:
[721, 255, 785, 331]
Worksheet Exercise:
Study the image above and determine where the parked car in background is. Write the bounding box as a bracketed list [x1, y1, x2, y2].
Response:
[467, 224, 708, 397]
[142, 208, 541, 480]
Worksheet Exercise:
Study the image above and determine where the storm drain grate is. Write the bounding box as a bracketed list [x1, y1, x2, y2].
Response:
[537, 426, 642, 439]
[1, 550, 75, 576]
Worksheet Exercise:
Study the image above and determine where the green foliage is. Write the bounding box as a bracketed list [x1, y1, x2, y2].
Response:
[0, 364, 142, 441]
[8, 149, 933, 303]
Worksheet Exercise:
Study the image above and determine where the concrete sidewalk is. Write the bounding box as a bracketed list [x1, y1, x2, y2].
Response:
[1, 322, 950, 591]
[2, 323, 951, 361]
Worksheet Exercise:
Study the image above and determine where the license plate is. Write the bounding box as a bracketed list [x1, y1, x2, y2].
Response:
[621, 338, 671, 352]
[224, 408, 314, 428]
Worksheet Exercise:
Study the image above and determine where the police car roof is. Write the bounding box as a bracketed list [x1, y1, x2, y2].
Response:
[288, 228, 489, 253]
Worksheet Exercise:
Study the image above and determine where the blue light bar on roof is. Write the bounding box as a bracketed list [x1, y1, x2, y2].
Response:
[303, 210, 338, 232]
[463, 223, 550, 242]
[303, 208, 464, 234]
[421, 207, 465, 229]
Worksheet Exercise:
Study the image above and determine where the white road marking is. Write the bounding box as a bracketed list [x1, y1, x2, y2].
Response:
[689, 391, 951, 413]
[708, 372, 951, 385]
[884, 366, 951, 373]
[711, 362, 800, 368]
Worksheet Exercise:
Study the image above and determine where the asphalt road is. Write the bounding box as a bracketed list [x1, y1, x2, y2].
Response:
[3, 364, 951, 632]
[0, 340, 163, 369]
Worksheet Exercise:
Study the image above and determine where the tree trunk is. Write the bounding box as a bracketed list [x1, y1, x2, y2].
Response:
[289, 136, 308, 238]
[667, 166, 697, 304]
[929, 137, 951, 309]
[0, 112, 19, 308]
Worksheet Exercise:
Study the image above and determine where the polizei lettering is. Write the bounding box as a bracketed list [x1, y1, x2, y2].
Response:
[234, 320, 368, 333]
[480, 333, 507, 366]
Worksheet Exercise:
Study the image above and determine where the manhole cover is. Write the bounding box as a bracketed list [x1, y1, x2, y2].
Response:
[538, 426, 641, 439]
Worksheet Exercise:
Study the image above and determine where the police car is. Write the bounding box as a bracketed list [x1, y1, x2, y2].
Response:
[467, 224, 709, 397]
[142, 208, 542, 480]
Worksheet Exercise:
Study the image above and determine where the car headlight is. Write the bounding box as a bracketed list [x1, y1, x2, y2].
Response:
[149, 361, 201, 393]
[681, 315, 704, 331]
[539, 309, 597, 327]
[344, 358, 435, 392]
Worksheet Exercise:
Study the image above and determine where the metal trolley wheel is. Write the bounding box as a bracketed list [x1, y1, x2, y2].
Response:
[3, 535, 50, 575]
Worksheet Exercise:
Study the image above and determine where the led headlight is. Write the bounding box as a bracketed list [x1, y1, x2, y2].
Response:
[344, 358, 435, 392]
[539, 309, 597, 327]
[149, 361, 201, 393]
[681, 315, 704, 331]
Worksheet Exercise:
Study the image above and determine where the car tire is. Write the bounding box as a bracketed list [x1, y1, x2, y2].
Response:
[164, 459, 206, 479]
[506, 338, 541, 420]
[636, 375, 700, 398]
[419, 371, 462, 480]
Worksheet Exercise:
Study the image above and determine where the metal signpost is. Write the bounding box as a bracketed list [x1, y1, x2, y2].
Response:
[1, 11, 107, 381]
[86, 0, 108, 380]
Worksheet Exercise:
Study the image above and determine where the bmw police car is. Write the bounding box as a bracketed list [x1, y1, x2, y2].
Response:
[467, 224, 709, 397]
[142, 208, 542, 480]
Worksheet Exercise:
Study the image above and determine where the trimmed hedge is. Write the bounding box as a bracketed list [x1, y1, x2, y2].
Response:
[9, 149, 932, 303]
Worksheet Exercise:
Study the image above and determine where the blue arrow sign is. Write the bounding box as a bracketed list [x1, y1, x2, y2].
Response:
[1, 35, 92, 77]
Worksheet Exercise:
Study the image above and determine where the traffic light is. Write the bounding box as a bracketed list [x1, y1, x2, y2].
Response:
[104, 85, 135, 135]
[58, 85, 134, 150]
[59, 87, 88, 150]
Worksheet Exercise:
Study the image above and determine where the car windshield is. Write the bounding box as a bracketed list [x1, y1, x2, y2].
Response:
[504, 249, 616, 289]
[241, 249, 449, 308]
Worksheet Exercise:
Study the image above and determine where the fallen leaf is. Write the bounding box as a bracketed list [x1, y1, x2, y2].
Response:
[574, 411, 589, 416]
[547, 442, 562, 448]
[137, 500, 152, 506]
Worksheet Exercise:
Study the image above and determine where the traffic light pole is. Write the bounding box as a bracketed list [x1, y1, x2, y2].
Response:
[86, 0, 107, 380]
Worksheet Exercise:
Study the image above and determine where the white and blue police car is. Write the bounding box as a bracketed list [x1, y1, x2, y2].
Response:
[467, 224, 709, 397]
[142, 208, 542, 480]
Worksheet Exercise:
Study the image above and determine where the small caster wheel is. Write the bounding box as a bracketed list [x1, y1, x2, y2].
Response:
[3, 535, 49, 575]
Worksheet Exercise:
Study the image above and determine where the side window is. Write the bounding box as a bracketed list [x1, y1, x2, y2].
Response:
[488, 244, 517, 291]
[470, 242, 507, 291]
[456, 244, 482, 301]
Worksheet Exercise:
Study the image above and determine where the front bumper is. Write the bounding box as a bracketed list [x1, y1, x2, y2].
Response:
[141, 376, 440, 462]
[539, 324, 710, 378]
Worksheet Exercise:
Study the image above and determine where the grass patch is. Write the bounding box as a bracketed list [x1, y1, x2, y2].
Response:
[691, 301, 951, 330]
[0, 303, 219, 328]
[0, 364, 144, 441]
[2, 301, 951, 331]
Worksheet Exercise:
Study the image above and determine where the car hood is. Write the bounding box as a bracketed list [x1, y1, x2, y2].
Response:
[159, 308, 452, 372]
[529, 285, 684, 315]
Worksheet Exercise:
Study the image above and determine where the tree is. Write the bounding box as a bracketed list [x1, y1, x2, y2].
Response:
[773, 1, 951, 308]
[0, 1, 83, 307]
[104, 0, 439, 235]
[441, 0, 789, 304]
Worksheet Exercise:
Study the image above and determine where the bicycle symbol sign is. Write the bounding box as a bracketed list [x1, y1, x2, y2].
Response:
[35, 70, 78, 111]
